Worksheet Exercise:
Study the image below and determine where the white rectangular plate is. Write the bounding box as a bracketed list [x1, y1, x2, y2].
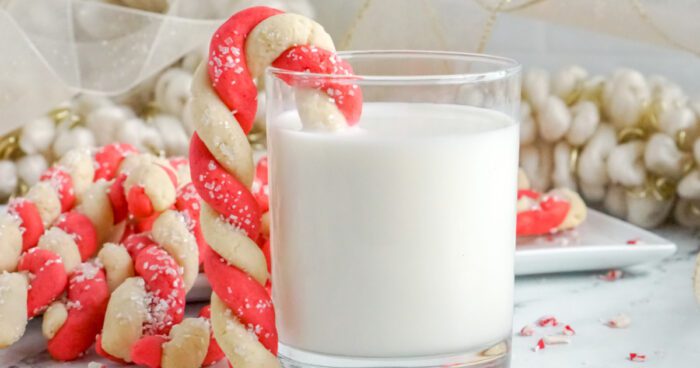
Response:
[515, 208, 677, 275]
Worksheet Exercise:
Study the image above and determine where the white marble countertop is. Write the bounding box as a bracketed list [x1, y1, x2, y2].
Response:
[512, 226, 700, 368]
[2, 227, 698, 368]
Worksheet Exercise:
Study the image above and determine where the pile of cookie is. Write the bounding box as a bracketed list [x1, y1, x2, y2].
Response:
[0, 142, 219, 363]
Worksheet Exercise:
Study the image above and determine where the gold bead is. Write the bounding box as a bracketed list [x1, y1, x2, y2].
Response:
[682, 155, 695, 175]
[48, 107, 71, 123]
[564, 81, 584, 106]
[16, 179, 29, 197]
[247, 124, 267, 150]
[626, 185, 648, 199]
[0, 131, 21, 160]
[569, 147, 580, 176]
[639, 98, 662, 132]
[676, 129, 689, 150]
[618, 127, 647, 143]
[579, 79, 605, 108]
[67, 114, 83, 129]
[652, 176, 676, 201]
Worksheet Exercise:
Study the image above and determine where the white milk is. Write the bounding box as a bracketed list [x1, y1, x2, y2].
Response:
[269, 102, 519, 358]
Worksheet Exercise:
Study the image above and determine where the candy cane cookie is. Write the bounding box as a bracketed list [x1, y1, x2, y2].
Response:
[0, 144, 182, 355]
[0, 147, 99, 348]
[97, 209, 202, 366]
[1, 144, 136, 355]
[189, 7, 361, 367]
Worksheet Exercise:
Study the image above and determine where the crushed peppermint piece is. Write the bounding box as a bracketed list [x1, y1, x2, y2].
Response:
[520, 324, 536, 336]
[599, 269, 623, 281]
[537, 315, 559, 327]
[606, 313, 631, 328]
[532, 338, 546, 352]
[629, 353, 646, 362]
[563, 324, 576, 336]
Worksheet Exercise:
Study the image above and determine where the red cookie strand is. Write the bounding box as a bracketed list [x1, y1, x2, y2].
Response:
[108, 174, 129, 224]
[190, 134, 261, 240]
[47, 263, 109, 361]
[175, 183, 202, 222]
[134, 246, 186, 336]
[94, 143, 138, 181]
[516, 190, 570, 237]
[518, 189, 540, 200]
[127, 165, 176, 220]
[252, 156, 269, 213]
[8, 198, 44, 251]
[17, 248, 67, 318]
[128, 186, 155, 220]
[131, 335, 167, 368]
[271, 45, 363, 125]
[208, 6, 283, 135]
[122, 233, 159, 259]
[203, 248, 277, 354]
[39, 167, 75, 212]
[54, 211, 98, 261]
[134, 212, 161, 233]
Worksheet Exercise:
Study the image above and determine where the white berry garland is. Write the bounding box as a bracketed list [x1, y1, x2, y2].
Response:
[521, 66, 700, 228]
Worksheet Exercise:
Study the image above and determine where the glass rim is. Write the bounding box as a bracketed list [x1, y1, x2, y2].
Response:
[266, 50, 521, 86]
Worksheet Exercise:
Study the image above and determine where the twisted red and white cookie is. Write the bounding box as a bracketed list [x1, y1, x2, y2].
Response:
[97, 209, 204, 366]
[0, 143, 188, 359]
[43, 261, 110, 361]
[0, 146, 96, 272]
[0, 146, 104, 348]
[516, 187, 587, 236]
[188, 6, 361, 367]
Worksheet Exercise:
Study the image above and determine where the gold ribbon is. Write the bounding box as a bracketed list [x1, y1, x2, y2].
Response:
[0, 131, 21, 160]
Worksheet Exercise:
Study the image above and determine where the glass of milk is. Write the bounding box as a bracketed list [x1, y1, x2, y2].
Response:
[266, 51, 521, 368]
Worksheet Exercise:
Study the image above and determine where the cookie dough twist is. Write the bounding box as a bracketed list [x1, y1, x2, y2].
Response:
[46, 155, 191, 362]
[0, 146, 97, 270]
[188, 6, 361, 367]
[0, 143, 141, 351]
[97, 205, 203, 366]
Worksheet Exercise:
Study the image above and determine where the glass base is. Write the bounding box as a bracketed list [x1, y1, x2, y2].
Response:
[278, 339, 510, 368]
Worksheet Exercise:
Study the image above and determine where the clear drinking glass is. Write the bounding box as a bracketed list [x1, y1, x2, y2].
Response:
[266, 51, 521, 368]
